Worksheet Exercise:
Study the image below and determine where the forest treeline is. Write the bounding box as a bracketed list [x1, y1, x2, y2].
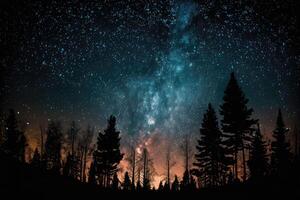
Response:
[0, 72, 299, 193]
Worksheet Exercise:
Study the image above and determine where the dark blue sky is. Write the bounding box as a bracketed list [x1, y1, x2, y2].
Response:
[1, 0, 299, 139]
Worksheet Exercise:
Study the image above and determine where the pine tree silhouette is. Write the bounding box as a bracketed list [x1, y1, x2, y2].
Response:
[81, 125, 94, 182]
[63, 152, 72, 176]
[123, 171, 131, 191]
[88, 161, 97, 185]
[141, 148, 151, 191]
[194, 103, 228, 187]
[68, 121, 80, 156]
[30, 148, 41, 168]
[44, 120, 63, 173]
[190, 175, 197, 190]
[93, 115, 123, 187]
[271, 109, 291, 177]
[220, 72, 257, 181]
[248, 123, 268, 180]
[180, 170, 190, 191]
[136, 179, 142, 191]
[158, 181, 164, 191]
[111, 172, 119, 190]
[171, 175, 179, 192]
[3, 109, 27, 162]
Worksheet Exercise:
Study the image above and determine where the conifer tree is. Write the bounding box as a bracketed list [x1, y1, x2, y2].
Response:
[3, 109, 27, 162]
[123, 171, 131, 191]
[63, 152, 72, 176]
[81, 125, 94, 182]
[88, 161, 97, 184]
[44, 120, 63, 173]
[111, 172, 119, 190]
[31, 148, 41, 168]
[158, 181, 164, 191]
[248, 123, 268, 180]
[220, 72, 256, 181]
[271, 109, 291, 176]
[171, 175, 179, 191]
[93, 115, 123, 187]
[68, 121, 80, 156]
[180, 170, 190, 191]
[194, 103, 228, 187]
[136, 179, 142, 191]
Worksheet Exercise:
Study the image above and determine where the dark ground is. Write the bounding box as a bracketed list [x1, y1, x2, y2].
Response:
[1, 152, 299, 200]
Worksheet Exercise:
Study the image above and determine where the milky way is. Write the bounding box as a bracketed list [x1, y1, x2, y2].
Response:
[1, 0, 299, 144]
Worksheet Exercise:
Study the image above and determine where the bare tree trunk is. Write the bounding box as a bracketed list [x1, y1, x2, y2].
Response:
[138, 168, 141, 184]
[131, 147, 136, 186]
[79, 146, 84, 181]
[242, 143, 246, 182]
[166, 148, 170, 187]
[295, 126, 298, 157]
[185, 135, 189, 172]
[143, 149, 147, 185]
[234, 148, 238, 180]
[71, 135, 75, 156]
[167, 155, 170, 186]
[82, 146, 87, 182]
[40, 125, 44, 156]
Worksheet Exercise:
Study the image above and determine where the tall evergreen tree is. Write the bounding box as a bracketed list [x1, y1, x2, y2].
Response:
[248, 123, 268, 180]
[68, 121, 80, 156]
[123, 171, 131, 191]
[271, 109, 291, 176]
[93, 115, 123, 187]
[171, 175, 179, 192]
[220, 72, 257, 181]
[194, 103, 228, 187]
[136, 179, 142, 191]
[88, 161, 97, 185]
[3, 109, 27, 162]
[63, 152, 72, 176]
[44, 121, 63, 173]
[158, 181, 164, 191]
[30, 148, 41, 168]
[180, 170, 190, 191]
[141, 148, 151, 191]
[111, 173, 119, 190]
[81, 125, 94, 182]
[163, 180, 170, 191]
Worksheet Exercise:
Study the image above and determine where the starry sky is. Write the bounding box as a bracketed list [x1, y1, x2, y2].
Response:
[1, 0, 299, 146]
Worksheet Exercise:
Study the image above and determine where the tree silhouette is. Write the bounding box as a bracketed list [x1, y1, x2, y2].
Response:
[88, 161, 97, 185]
[65, 121, 81, 179]
[194, 103, 228, 187]
[271, 109, 291, 177]
[165, 144, 174, 191]
[3, 109, 27, 162]
[81, 125, 94, 182]
[180, 170, 190, 191]
[220, 72, 257, 181]
[93, 115, 123, 187]
[158, 181, 164, 191]
[136, 179, 142, 191]
[125, 144, 137, 190]
[190, 175, 197, 190]
[141, 148, 152, 191]
[171, 175, 179, 192]
[30, 148, 41, 168]
[68, 121, 80, 156]
[248, 123, 268, 180]
[63, 152, 72, 176]
[44, 120, 63, 173]
[111, 172, 119, 190]
[123, 171, 131, 191]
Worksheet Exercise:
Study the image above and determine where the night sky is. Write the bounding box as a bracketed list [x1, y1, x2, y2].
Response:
[1, 0, 299, 178]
